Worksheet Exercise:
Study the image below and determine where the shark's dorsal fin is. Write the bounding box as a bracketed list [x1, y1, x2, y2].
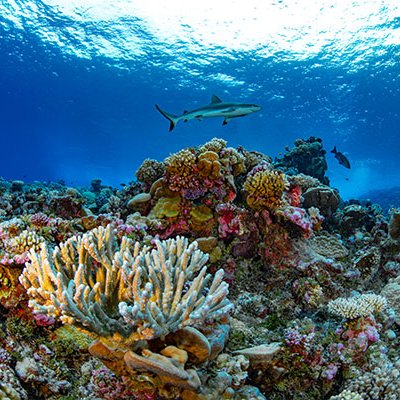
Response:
[183, 110, 188, 114]
[211, 95, 222, 104]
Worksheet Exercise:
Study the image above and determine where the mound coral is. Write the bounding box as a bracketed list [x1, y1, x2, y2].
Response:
[165, 149, 198, 192]
[197, 151, 222, 180]
[244, 169, 288, 210]
[135, 159, 166, 190]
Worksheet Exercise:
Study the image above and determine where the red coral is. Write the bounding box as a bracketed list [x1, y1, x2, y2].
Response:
[288, 185, 302, 207]
[216, 203, 247, 239]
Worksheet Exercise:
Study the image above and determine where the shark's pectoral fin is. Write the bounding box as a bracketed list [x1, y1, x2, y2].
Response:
[184, 119, 188, 122]
[223, 118, 231, 125]
[195, 115, 203, 121]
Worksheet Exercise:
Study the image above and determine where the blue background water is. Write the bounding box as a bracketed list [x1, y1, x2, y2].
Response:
[0, 0, 399, 199]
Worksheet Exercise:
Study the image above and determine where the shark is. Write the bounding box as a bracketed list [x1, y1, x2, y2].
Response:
[155, 95, 261, 131]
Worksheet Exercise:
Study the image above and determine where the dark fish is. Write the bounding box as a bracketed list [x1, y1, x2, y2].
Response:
[331, 146, 351, 169]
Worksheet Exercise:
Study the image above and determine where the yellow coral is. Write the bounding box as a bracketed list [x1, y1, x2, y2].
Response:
[190, 205, 214, 231]
[6, 230, 44, 254]
[197, 151, 221, 180]
[0, 266, 15, 301]
[244, 170, 288, 210]
[150, 196, 181, 219]
[165, 149, 196, 176]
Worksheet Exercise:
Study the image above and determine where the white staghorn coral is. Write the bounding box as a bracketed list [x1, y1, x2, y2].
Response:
[328, 293, 387, 320]
[20, 225, 232, 348]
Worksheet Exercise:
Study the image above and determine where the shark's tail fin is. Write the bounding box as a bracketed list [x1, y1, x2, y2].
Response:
[155, 105, 179, 132]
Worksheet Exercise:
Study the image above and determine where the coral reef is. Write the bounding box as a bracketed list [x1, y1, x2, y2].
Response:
[0, 137, 399, 400]
[275, 136, 329, 185]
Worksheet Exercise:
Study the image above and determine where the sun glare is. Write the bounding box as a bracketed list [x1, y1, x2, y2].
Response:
[3, 0, 400, 61]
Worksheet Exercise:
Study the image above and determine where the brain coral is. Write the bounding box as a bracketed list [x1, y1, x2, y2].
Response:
[309, 234, 349, 259]
[244, 169, 288, 210]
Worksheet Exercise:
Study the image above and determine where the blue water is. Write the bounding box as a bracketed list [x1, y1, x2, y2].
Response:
[1, 0, 400, 199]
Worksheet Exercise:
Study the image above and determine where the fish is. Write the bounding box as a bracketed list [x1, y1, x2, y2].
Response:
[331, 146, 351, 169]
[155, 95, 261, 131]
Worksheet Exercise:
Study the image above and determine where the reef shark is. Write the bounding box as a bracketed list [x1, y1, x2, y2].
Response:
[155, 95, 261, 131]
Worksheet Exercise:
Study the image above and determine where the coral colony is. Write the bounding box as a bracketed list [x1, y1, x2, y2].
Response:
[0, 137, 399, 400]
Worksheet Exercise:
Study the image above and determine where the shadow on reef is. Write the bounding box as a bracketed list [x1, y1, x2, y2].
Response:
[0, 137, 399, 400]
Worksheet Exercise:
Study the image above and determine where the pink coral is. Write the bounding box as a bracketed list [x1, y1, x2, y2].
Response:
[280, 206, 313, 237]
[33, 313, 56, 327]
[216, 203, 247, 238]
[287, 185, 302, 207]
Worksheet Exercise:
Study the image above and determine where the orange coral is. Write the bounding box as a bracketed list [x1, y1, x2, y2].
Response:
[164, 149, 198, 191]
[197, 151, 222, 180]
[244, 170, 288, 210]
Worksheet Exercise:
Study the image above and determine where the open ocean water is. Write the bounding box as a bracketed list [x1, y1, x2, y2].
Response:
[0, 0, 400, 200]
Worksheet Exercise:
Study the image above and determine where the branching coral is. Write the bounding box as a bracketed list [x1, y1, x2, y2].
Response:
[20, 225, 232, 346]
[345, 356, 400, 399]
[198, 137, 227, 153]
[244, 169, 288, 210]
[20, 225, 233, 395]
[6, 230, 44, 255]
[328, 293, 387, 320]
